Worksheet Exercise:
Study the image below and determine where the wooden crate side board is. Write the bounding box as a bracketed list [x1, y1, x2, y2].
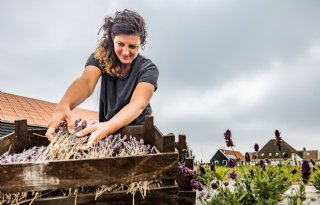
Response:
[0, 132, 16, 155]
[143, 115, 155, 146]
[0, 153, 179, 193]
[154, 126, 164, 152]
[177, 190, 196, 205]
[23, 185, 179, 205]
[116, 125, 145, 142]
[28, 130, 50, 148]
[162, 133, 175, 153]
[0, 120, 30, 155]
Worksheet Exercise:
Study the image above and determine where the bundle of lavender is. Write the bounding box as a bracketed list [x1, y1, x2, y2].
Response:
[0, 119, 160, 205]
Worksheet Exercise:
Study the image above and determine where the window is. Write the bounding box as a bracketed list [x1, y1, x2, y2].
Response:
[261, 153, 264, 157]
[275, 153, 279, 156]
[269, 153, 272, 156]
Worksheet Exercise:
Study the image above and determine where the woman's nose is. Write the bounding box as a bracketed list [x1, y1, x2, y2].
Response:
[122, 47, 129, 55]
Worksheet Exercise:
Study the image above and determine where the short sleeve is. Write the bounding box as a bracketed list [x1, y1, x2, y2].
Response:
[138, 62, 159, 91]
[85, 53, 102, 70]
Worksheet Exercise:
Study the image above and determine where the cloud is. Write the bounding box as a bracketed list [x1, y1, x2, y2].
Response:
[1, 0, 320, 162]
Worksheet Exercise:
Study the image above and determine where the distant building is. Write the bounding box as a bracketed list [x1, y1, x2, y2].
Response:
[0, 91, 98, 137]
[210, 149, 245, 165]
[256, 139, 319, 164]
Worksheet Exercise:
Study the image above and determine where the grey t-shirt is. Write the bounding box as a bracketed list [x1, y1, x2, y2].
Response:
[85, 53, 159, 125]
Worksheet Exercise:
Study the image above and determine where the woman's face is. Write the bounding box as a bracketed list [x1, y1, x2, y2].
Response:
[113, 34, 141, 65]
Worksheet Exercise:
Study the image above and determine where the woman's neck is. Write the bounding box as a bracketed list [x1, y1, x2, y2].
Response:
[119, 64, 131, 76]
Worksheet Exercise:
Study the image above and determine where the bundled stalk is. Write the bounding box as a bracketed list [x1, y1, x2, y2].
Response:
[0, 119, 160, 205]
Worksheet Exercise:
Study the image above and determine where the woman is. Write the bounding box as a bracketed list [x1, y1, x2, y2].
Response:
[46, 9, 159, 149]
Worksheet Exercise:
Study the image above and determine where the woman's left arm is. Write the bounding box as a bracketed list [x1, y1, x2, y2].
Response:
[77, 82, 155, 149]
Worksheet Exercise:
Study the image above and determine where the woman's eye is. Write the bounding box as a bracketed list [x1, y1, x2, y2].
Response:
[117, 42, 125, 47]
[129, 45, 137, 49]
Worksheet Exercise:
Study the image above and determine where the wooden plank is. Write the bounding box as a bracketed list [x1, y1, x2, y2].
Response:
[177, 135, 187, 151]
[23, 185, 179, 205]
[116, 125, 145, 141]
[177, 190, 196, 205]
[154, 126, 163, 152]
[29, 130, 50, 148]
[162, 133, 175, 153]
[185, 157, 194, 169]
[0, 132, 15, 155]
[12, 120, 29, 154]
[143, 115, 154, 146]
[0, 153, 179, 193]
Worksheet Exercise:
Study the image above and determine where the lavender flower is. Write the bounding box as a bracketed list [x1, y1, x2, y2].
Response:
[227, 159, 237, 168]
[302, 160, 311, 183]
[198, 191, 205, 197]
[178, 165, 197, 178]
[229, 171, 238, 179]
[245, 152, 250, 162]
[283, 152, 288, 160]
[190, 179, 203, 191]
[254, 143, 259, 152]
[249, 169, 254, 176]
[223, 181, 229, 186]
[266, 158, 271, 164]
[199, 165, 206, 174]
[210, 163, 215, 172]
[224, 129, 234, 147]
[291, 168, 297, 175]
[275, 130, 282, 152]
[210, 181, 218, 190]
[260, 159, 266, 171]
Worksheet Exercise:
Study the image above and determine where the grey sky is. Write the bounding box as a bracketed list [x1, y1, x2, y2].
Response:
[1, 0, 320, 162]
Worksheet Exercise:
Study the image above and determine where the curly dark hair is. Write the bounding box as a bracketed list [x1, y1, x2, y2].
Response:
[94, 9, 147, 76]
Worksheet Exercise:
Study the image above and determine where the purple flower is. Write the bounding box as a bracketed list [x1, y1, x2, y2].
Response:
[249, 169, 254, 176]
[260, 159, 266, 171]
[266, 158, 271, 164]
[210, 181, 218, 190]
[178, 165, 197, 178]
[223, 181, 229, 186]
[210, 163, 215, 172]
[198, 191, 205, 197]
[229, 170, 238, 179]
[190, 179, 203, 191]
[291, 168, 297, 174]
[224, 129, 234, 147]
[227, 159, 237, 168]
[199, 165, 206, 174]
[283, 152, 288, 160]
[275, 130, 282, 151]
[254, 143, 259, 152]
[245, 152, 250, 162]
[302, 160, 311, 183]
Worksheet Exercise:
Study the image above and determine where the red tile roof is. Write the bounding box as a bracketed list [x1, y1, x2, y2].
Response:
[221, 149, 245, 161]
[0, 91, 98, 127]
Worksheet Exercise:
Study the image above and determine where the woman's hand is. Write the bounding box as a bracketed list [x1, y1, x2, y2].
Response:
[45, 106, 75, 140]
[76, 121, 111, 150]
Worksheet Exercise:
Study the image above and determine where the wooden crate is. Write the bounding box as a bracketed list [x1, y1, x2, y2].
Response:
[0, 116, 196, 205]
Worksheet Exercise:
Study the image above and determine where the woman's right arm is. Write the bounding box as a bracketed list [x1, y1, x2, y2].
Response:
[45, 66, 101, 139]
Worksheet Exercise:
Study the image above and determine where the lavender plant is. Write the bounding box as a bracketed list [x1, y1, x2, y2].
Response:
[196, 129, 312, 205]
